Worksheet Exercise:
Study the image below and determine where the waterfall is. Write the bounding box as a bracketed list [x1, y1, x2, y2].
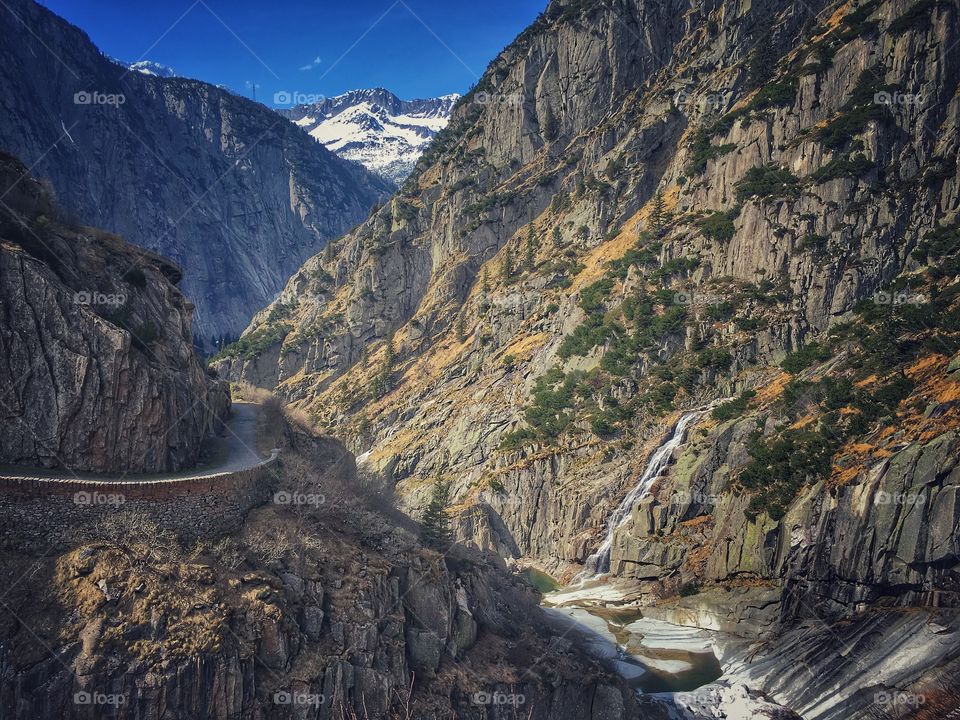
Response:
[575, 408, 709, 582]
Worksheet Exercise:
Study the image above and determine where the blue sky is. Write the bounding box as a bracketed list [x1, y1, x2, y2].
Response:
[42, 0, 546, 105]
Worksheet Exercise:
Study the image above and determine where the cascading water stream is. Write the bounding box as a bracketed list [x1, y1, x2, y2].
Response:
[575, 407, 713, 582]
[544, 401, 732, 694]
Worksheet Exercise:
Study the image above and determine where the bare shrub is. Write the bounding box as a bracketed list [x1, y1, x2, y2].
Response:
[355, 468, 399, 512]
[86, 510, 181, 563]
[244, 522, 296, 565]
[201, 536, 246, 570]
[282, 403, 316, 434]
[230, 382, 274, 404]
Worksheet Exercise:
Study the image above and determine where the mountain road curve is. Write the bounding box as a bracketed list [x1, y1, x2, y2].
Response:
[0, 402, 274, 482]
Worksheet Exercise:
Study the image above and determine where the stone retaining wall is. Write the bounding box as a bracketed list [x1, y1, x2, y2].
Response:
[0, 455, 280, 549]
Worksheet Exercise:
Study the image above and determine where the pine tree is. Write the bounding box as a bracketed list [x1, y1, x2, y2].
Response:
[456, 316, 466, 342]
[541, 104, 558, 142]
[747, 33, 776, 88]
[524, 226, 537, 271]
[500, 246, 513, 283]
[384, 337, 395, 367]
[323, 241, 336, 263]
[552, 227, 563, 247]
[420, 478, 452, 549]
[373, 337, 395, 396]
[650, 191, 670, 236]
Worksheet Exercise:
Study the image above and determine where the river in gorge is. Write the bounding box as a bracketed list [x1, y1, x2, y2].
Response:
[537, 577, 727, 694]
[525, 407, 737, 696]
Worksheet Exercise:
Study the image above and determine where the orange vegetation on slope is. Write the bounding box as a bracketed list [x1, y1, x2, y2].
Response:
[829, 354, 959, 488]
[755, 371, 792, 406]
[572, 185, 681, 292]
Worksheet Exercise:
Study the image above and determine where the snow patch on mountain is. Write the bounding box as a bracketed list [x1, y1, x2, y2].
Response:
[284, 88, 459, 185]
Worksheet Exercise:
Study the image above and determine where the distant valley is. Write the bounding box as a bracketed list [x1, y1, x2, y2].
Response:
[0, 0, 391, 345]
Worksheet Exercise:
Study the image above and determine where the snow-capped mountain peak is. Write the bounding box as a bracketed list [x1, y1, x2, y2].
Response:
[125, 60, 178, 78]
[283, 88, 459, 185]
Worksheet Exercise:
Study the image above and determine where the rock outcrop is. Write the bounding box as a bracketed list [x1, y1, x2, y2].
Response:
[0, 0, 392, 343]
[0, 151, 229, 473]
[217, 0, 959, 587]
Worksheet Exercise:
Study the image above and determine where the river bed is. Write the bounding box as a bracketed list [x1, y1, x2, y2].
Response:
[540, 578, 726, 694]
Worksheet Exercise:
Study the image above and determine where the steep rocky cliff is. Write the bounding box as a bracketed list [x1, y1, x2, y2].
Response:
[215, 0, 960, 714]
[0, 412, 642, 720]
[0, 0, 391, 344]
[0, 151, 229, 473]
[219, 0, 958, 574]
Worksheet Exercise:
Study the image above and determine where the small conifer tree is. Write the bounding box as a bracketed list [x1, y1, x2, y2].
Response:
[500, 246, 514, 283]
[650, 191, 670, 236]
[524, 227, 537, 271]
[373, 337, 395, 395]
[542, 105, 558, 141]
[420, 478, 452, 548]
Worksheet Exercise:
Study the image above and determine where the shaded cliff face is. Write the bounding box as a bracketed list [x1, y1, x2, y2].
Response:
[0, 0, 392, 344]
[217, 0, 960, 657]
[0, 420, 640, 720]
[0, 152, 229, 473]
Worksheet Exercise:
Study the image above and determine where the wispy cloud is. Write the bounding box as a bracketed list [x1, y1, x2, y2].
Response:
[299, 56, 322, 71]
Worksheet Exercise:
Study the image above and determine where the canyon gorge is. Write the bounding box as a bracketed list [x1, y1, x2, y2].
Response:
[1, 0, 959, 717]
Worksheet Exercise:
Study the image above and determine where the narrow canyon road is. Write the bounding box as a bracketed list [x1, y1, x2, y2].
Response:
[0, 402, 271, 481]
[208, 402, 265, 474]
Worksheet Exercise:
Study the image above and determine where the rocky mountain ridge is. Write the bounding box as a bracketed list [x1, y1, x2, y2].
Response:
[0, 0, 392, 346]
[216, 0, 960, 715]
[284, 89, 459, 184]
